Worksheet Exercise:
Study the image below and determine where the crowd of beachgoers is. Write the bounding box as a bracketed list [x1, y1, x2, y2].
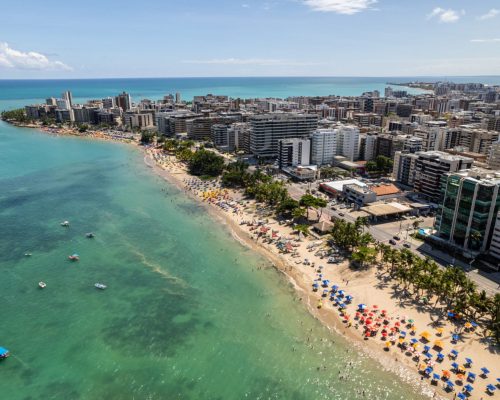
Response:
[142, 147, 500, 400]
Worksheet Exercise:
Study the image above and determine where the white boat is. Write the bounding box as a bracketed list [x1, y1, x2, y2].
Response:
[94, 283, 107, 290]
[38, 282, 46, 289]
[60, 221, 70, 227]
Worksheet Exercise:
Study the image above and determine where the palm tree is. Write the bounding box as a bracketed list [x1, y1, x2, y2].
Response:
[350, 246, 377, 269]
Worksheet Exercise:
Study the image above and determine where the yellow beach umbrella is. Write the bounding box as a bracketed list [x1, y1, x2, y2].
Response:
[398, 338, 405, 344]
[434, 340, 444, 349]
[410, 326, 416, 331]
[385, 341, 392, 347]
[420, 331, 431, 339]
[436, 327, 444, 335]
[465, 322, 472, 329]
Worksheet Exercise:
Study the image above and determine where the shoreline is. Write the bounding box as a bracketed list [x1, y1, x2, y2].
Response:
[5, 120, 498, 400]
[142, 151, 446, 399]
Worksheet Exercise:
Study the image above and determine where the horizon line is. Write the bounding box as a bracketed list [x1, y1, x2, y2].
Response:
[1, 74, 500, 81]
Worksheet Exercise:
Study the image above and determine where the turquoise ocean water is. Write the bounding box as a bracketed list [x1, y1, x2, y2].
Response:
[0, 76, 493, 399]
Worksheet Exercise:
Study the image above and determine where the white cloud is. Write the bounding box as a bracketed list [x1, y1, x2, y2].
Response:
[478, 8, 499, 20]
[470, 38, 500, 43]
[241, 3, 250, 8]
[302, 0, 377, 15]
[182, 58, 320, 66]
[427, 7, 462, 23]
[0, 42, 72, 71]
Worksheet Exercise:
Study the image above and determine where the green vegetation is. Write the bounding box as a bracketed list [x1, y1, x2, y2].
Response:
[299, 194, 327, 221]
[366, 155, 393, 174]
[188, 149, 225, 177]
[1, 108, 31, 123]
[221, 161, 250, 187]
[330, 218, 374, 253]
[140, 131, 156, 144]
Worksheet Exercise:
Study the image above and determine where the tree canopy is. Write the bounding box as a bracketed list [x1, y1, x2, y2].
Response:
[188, 149, 225, 177]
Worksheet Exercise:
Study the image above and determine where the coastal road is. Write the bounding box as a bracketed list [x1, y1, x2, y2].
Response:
[287, 183, 500, 295]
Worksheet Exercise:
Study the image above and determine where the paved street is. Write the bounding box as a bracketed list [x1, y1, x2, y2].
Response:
[287, 182, 500, 295]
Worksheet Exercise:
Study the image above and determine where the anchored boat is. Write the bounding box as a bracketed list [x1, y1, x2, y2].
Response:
[38, 281, 47, 289]
[0, 347, 10, 359]
[68, 253, 79, 261]
[94, 283, 107, 290]
[60, 221, 70, 227]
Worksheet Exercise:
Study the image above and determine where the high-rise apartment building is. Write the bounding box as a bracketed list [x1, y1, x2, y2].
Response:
[115, 92, 132, 111]
[249, 113, 318, 159]
[435, 169, 500, 255]
[278, 138, 311, 169]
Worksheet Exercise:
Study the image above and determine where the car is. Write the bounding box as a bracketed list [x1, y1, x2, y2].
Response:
[389, 239, 397, 245]
[393, 236, 400, 241]
[338, 212, 345, 217]
[403, 243, 411, 248]
[331, 206, 336, 210]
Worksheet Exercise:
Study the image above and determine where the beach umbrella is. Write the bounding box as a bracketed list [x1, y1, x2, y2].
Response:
[339, 303, 346, 309]
[345, 295, 353, 302]
[436, 353, 444, 361]
[398, 338, 405, 344]
[364, 331, 371, 338]
[424, 345, 431, 352]
[395, 321, 401, 327]
[465, 357, 472, 366]
[381, 309, 387, 315]
[446, 380, 455, 389]
[382, 331, 388, 337]
[424, 367, 433, 376]
[322, 279, 330, 286]
[410, 326, 416, 331]
[456, 374, 465, 381]
[436, 327, 444, 335]
[451, 362, 459, 370]
[442, 370, 451, 378]
[423, 352, 432, 359]
[464, 384, 474, 393]
[385, 341, 391, 347]
[470, 321, 478, 328]
[486, 384, 497, 393]
[408, 318, 414, 324]
[338, 290, 345, 297]
[323, 289, 329, 295]
[467, 372, 476, 382]
[447, 312, 455, 318]
[432, 373, 440, 381]
[331, 285, 339, 291]
[464, 322, 472, 329]
[420, 331, 431, 340]
[434, 340, 444, 349]
[456, 393, 466, 400]
[452, 333, 460, 342]
[400, 331, 407, 337]
[357, 303, 366, 310]
[410, 338, 418, 344]
[450, 349, 459, 358]
[312, 283, 319, 289]
[480, 367, 490, 376]
[365, 318, 373, 325]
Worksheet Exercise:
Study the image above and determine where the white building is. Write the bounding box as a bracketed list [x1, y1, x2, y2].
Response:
[278, 138, 311, 169]
[488, 140, 500, 170]
[490, 211, 500, 260]
[310, 129, 337, 166]
[310, 125, 359, 165]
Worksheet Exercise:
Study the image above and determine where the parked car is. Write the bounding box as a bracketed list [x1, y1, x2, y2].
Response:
[393, 235, 400, 241]
[389, 239, 397, 245]
[403, 243, 411, 248]
[338, 212, 345, 217]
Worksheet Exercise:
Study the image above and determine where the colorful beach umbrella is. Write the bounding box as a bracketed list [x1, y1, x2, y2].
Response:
[465, 357, 472, 366]
[486, 384, 496, 393]
[464, 384, 474, 393]
[420, 331, 431, 340]
[432, 373, 440, 381]
[434, 340, 444, 349]
[436, 327, 444, 335]
[456, 393, 466, 400]
[480, 367, 490, 376]
[467, 372, 476, 382]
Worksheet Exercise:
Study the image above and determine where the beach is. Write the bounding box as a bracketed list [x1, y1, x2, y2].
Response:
[143, 147, 500, 400]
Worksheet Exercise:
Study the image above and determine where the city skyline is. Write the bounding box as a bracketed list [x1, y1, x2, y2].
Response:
[1, 0, 500, 79]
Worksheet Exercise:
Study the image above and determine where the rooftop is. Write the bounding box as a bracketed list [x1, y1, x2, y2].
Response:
[370, 183, 401, 197]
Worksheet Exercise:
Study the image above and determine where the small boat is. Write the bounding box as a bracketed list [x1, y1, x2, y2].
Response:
[94, 283, 107, 290]
[0, 347, 10, 359]
[60, 221, 70, 227]
[24, 253, 32, 257]
[68, 254, 79, 261]
[38, 281, 47, 289]
[85, 233, 95, 238]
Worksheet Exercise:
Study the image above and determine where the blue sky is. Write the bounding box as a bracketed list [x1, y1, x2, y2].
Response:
[0, 0, 499, 78]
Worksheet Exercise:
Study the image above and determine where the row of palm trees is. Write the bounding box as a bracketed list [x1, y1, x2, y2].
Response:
[328, 219, 500, 343]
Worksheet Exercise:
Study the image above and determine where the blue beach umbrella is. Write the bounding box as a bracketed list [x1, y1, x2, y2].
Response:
[464, 384, 474, 393]
[322, 279, 330, 286]
[346, 295, 353, 301]
[480, 367, 489, 375]
[400, 331, 407, 337]
[331, 285, 339, 292]
[312, 283, 319, 289]
[357, 303, 366, 310]
[423, 352, 432, 359]
[339, 303, 346, 309]
[410, 338, 418, 344]
[451, 362, 459, 370]
[424, 367, 433, 375]
[470, 321, 478, 327]
[456, 393, 466, 400]
[432, 373, 440, 381]
[452, 334, 460, 341]
[323, 289, 329, 294]
[437, 353, 444, 360]
[486, 384, 496, 393]
[465, 357, 472, 366]
[338, 290, 345, 296]
[467, 372, 476, 382]
[447, 312, 455, 318]
[424, 345, 431, 352]
[446, 380, 455, 389]
[450, 349, 459, 357]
